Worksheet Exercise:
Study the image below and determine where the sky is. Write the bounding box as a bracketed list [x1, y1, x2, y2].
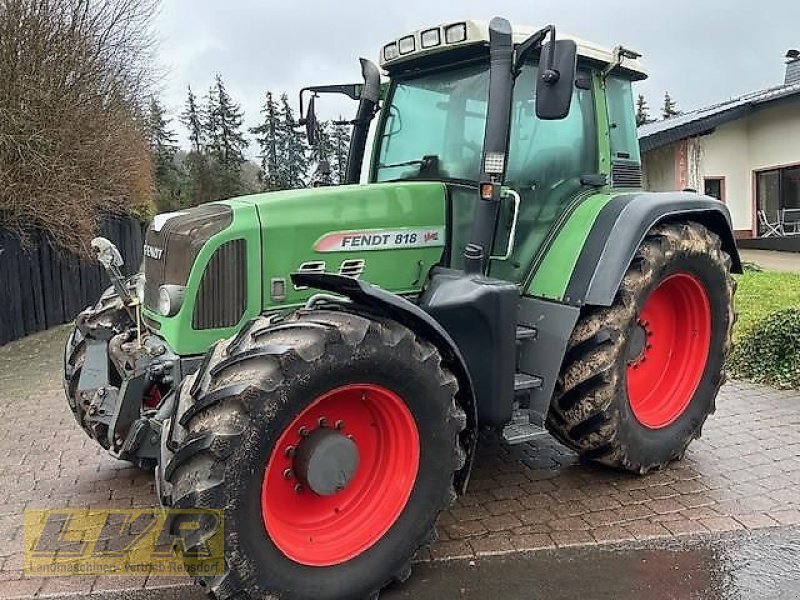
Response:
[153, 0, 800, 151]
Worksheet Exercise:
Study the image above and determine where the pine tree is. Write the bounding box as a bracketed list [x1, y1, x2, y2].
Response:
[180, 86, 204, 153]
[211, 75, 248, 170]
[635, 94, 654, 127]
[312, 121, 336, 182]
[180, 85, 214, 206]
[203, 83, 221, 164]
[250, 91, 281, 190]
[330, 118, 352, 184]
[662, 91, 681, 119]
[148, 98, 178, 170]
[147, 98, 186, 211]
[278, 93, 309, 189]
[202, 75, 248, 199]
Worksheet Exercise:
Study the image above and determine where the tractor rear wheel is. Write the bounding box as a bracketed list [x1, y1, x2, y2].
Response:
[546, 221, 735, 473]
[164, 309, 466, 600]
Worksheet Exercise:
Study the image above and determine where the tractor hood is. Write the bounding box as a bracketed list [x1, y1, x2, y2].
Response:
[142, 181, 447, 356]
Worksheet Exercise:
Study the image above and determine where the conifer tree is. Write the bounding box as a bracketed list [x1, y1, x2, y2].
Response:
[148, 98, 178, 169]
[278, 93, 309, 189]
[181, 86, 204, 153]
[250, 91, 281, 190]
[330, 118, 352, 184]
[180, 85, 213, 206]
[662, 91, 681, 119]
[211, 75, 248, 170]
[147, 98, 185, 211]
[635, 94, 654, 127]
[203, 75, 248, 199]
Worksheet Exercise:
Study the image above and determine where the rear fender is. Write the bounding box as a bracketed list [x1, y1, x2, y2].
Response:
[291, 272, 478, 494]
[564, 192, 742, 307]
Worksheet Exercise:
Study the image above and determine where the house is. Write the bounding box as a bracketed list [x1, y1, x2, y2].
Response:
[639, 51, 800, 246]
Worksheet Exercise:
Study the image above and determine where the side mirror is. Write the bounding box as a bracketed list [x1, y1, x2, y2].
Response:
[305, 95, 318, 145]
[535, 39, 578, 120]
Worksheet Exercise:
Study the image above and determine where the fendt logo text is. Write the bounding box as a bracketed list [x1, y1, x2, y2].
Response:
[143, 244, 163, 260]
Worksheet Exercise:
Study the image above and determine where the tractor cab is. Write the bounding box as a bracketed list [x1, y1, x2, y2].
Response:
[304, 19, 647, 285]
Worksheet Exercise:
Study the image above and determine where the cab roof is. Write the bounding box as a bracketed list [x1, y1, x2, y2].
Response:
[380, 19, 647, 81]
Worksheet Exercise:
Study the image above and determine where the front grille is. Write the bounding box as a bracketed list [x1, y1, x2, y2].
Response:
[612, 161, 643, 189]
[192, 239, 247, 330]
[143, 204, 233, 312]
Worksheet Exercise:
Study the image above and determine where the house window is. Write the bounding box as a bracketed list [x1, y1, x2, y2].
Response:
[704, 177, 725, 202]
[756, 165, 800, 234]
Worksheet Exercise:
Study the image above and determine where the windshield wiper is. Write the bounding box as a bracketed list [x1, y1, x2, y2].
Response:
[379, 154, 439, 172]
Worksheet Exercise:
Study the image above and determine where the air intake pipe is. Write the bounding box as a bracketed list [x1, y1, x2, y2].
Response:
[344, 58, 381, 184]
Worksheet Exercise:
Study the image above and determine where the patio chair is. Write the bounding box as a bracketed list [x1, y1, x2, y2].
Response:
[758, 210, 783, 237]
[780, 208, 800, 235]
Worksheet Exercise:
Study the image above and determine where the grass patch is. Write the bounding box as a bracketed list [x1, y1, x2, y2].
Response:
[733, 270, 800, 340]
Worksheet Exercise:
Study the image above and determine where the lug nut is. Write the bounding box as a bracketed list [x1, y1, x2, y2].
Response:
[298, 426, 309, 438]
[283, 469, 294, 480]
[318, 417, 328, 428]
[284, 445, 296, 458]
[335, 420, 345, 430]
[294, 484, 304, 494]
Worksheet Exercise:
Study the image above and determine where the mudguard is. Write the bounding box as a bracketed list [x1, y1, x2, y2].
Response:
[290, 272, 479, 493]
[564, 192, 742, 306]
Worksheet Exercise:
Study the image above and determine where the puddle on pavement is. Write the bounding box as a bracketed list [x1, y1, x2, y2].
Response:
[385, 528, 800, 600]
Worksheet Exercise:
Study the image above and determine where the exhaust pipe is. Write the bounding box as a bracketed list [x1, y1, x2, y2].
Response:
[344, 58, 381, 185]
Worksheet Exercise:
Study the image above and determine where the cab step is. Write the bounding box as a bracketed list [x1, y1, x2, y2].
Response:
[514, 373, 543, 391]
[501, 408, 549, 444]
[515, 325, 537, 341]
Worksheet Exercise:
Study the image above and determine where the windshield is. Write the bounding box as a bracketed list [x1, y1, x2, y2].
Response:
[374, 59, 597, 283]
[375, 63, 489, 182]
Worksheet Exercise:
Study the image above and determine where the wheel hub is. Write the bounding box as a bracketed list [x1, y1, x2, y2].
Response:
[293, 429, 359, 496]
[626, 320, 651, 366]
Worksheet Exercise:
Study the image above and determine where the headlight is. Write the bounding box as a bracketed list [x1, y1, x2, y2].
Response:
[383, 42, 399, 61]
[445, 22, 467, 44]
[158, 285, 185, 317]
[421, 28, 441, 48]
[398, 35, 415, 55]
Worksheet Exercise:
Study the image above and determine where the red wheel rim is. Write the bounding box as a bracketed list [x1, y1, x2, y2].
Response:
[262, 384, 420, 566]
[626, 272, 712, 429]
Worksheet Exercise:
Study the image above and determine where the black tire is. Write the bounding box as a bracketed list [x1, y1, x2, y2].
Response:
[546, 221, 736, 473]
[164, 308, 466, 600]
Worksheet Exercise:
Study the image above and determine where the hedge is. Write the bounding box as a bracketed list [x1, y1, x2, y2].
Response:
[728, 308, 800, 389]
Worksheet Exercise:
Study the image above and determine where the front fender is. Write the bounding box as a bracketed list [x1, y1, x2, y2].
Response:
[564, 192, 742, 307]
[290, 272, 478, 494]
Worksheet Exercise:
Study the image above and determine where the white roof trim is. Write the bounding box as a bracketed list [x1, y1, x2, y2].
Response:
[380, 19, 647, 78]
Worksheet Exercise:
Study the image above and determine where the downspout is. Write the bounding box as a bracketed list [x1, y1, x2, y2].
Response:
[344, 59, 381, 184]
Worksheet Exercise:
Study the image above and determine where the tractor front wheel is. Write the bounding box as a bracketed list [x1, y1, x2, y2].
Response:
[546, 221, 735, 473]
[163, 309, 466, 600]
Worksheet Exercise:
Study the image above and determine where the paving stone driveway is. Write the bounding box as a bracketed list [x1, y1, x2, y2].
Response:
[0, 327, 798, 599]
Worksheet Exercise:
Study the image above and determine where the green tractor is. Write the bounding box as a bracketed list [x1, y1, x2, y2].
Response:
[64, 17, 738, 600]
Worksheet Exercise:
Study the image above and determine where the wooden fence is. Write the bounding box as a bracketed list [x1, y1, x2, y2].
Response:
[0, 217, 143, 345]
